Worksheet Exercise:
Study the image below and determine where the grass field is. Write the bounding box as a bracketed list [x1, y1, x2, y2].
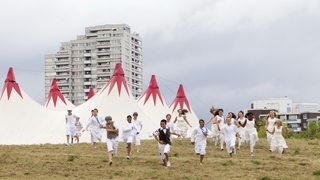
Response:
[1, 138, 320, 180]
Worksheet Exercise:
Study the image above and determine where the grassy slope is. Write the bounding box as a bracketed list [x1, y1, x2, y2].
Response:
[0, 138, 320, 180]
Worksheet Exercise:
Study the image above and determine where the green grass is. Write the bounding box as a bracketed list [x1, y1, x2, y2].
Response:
[0, 139, 319, 179]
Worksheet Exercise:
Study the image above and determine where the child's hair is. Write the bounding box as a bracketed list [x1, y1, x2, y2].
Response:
[274, 119, 282, 126]
[245, 112, 253, 118]
[166, 114, 171, 118]
[228, 112, 236, 119]
[214, 108, 224, 116]
[127, 115, 132, 118]
[209, 106, 216, 115]
[161, 119, 167, 124]
[237, 111, 244, 119]
[199, 119, 205, 123]
[182, 109, 189, 115]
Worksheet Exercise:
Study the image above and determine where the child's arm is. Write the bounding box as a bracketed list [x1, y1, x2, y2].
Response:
[190, 128, 196, 144]
[183, 116, 192, 127]
[205, 117, 213, 125]
[266, 127, 275, 135]
[173, 116, 178, 123]
[239, 119, 247, 127]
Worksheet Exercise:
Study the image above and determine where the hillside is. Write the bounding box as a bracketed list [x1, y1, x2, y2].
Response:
[0, 138, 320, 179]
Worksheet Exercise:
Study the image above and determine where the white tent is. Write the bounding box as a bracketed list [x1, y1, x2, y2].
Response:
[73, 63, 157, 142]
[168, 84, 199, 135]
[45, 78, 74, 111]
[137, 75, 169, 125]
[0, 68, 66, 144]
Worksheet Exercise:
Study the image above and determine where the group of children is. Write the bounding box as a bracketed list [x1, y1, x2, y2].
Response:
[65, 107, 288, 168]
[154, 108, 288, 168]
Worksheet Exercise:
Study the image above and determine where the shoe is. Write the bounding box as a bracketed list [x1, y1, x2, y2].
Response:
[250, 152, 254, 157]
[126, 156, 130, 159]
[237, 147, 240, 150]
[221, 148, 224, 151]
[167, 161, 171, 167]
[200, 163, 203, 166]
[109, 161, 112, 166]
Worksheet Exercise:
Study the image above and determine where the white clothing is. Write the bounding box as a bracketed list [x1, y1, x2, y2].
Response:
[237, 117, 247, 145]
[266, 117, 276, 144]
[85, 115, 105, 142]
[132, 118, 142, 146]
[175, 115, 188, 137]
[122, 121, 136, 143]
[245, 119, 259, 153]
[66, 114, 77, 136]
[191, 126, 212, 155]
[153, 128, 171, 160]
[106, 138, 119, 154]
[221, 124, 237, 154]
[216, 115, 225, 149]
[270, 126, 288, 154]
[74, 121, 83, 137]
[167, 121, 175, 140]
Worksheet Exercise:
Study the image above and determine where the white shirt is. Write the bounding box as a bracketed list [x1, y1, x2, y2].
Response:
[132, 118, 143, 133]
[66, 114, 77, 126]
[122, 121, 136, 138]
[191, 126, 211, 143]
[85, 115, 104, 131]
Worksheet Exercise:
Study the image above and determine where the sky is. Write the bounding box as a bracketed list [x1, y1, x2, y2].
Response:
[1, 0, 320, 119]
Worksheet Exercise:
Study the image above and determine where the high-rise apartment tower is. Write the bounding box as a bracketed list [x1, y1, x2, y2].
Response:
[45, 24, 142, 105]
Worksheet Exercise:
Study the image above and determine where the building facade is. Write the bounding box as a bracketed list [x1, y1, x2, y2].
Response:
[45, 24, 143, 105]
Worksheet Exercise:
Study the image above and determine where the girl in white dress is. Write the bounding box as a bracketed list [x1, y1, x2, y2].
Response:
[268, 120, 288, 156]
[214, 109, 225, 150]
[174, 109, 192, 138]
[205, 106, 218, 145]
[244, 112, 259, 157]
[237, 111, 247, 150]
[265, 111, 277, 151]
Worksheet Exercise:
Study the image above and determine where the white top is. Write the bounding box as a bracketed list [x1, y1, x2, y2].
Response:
[216, 115, 225, 127]
[85, 115, 104, 131]
[191, 126, 211, 143]
[238, 117, 246, 127]
[132, 118, 143, 133]
[267, 117, 276, 131]
[75, 121, 83, 131]
[166, 121, 175, 132]
[246, 119, 256, 130]
[66, 114, 77, 126]
[122, 121, 136, 138]
[221, 124, 237, 139]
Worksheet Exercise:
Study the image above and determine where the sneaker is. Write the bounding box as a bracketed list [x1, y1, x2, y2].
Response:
[126, 156, 130, 159]
[250, 152, 254, 157]
[109, 161, 113, 166]
[200, 163, 203, 166]
[167, 161, 171, 167]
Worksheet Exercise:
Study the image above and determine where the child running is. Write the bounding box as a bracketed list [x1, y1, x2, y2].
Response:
[268, 119, 288, 156]
[191, 119, 212, 165]
[220, 115, 238, 158]
[153, 119, 180, 168]
[244, 112, 259, 157]
[101, 116, 119, 166]
[74, 117, 83, 143]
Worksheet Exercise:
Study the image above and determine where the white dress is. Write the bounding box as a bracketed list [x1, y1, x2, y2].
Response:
[237, 117, 247, 143]
[266, 117, 276, 144]
[245, 119, 259, 152]
[270, 126, 288, 151]
[175, 115, 188, 137]
[74, 121, 83, 137]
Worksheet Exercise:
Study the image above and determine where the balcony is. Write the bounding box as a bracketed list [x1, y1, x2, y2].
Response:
[97, 43, 111, 48]
[84, 53, 91, 57]
[84, 67, 91, 71]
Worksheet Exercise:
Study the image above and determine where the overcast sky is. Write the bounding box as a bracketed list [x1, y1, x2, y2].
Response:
[1, 0, 320, 119]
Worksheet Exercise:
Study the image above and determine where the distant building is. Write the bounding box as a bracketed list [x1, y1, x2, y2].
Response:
[250, 97, 293, 113]
[248, 97, 320, 132]
[45, 24, 143, 105]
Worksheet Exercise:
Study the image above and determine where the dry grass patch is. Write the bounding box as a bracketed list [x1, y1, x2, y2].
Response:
[0, 138, 320, 179]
